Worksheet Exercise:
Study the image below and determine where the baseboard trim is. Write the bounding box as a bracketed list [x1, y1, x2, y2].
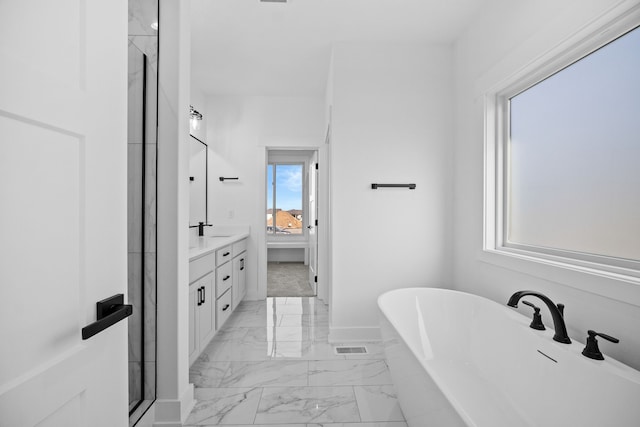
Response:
[328, 326, 381, 343]
[151, 384, 195, 427]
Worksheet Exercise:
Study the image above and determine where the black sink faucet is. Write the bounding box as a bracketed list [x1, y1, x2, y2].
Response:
[507, 291, 571, 344]
[189, 221, 212, 236]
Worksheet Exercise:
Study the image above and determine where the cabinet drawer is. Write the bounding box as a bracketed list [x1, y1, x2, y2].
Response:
[216, 261, 233, 297]
[189, 252, 215, 284]
[216, 245, 233, 266]
[216, 289, 232, 328]
[233, 238, 247, 256]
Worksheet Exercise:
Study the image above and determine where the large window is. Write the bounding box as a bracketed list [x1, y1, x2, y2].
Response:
[486, 22, 640, 276]
[267, 163, 304, 236]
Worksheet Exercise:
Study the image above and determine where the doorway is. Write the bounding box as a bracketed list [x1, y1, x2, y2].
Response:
[266, 149, 319, 298]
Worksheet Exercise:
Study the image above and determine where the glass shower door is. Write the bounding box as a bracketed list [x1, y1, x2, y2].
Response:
[127, 0, 158, 422]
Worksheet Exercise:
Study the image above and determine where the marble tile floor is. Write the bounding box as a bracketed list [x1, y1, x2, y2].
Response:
[185, 297, 407, 427]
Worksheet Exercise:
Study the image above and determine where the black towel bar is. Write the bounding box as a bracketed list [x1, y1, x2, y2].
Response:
[371, 183, 416, 190]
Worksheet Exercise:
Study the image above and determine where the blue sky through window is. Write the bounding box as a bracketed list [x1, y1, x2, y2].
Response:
[267, 164, 303, 211]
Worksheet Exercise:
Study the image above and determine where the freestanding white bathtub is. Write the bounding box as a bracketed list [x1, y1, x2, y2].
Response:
[378, 288, 640, 427]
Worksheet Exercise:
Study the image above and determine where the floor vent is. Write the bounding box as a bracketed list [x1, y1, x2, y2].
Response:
[334, 346, 368, 355]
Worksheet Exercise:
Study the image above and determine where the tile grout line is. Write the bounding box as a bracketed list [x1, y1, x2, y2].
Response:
[352, 385, 363, 423]
[252, 386, 265, 425]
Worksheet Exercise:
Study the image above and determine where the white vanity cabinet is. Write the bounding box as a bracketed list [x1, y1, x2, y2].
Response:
[188, 252, 216, 365]
[189, 234, 249, 365]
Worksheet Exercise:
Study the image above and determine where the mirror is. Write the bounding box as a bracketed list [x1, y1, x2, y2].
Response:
[189, 135, 208, 226]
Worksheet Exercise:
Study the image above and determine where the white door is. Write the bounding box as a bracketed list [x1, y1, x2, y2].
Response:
[0, 1, 129, 426]
[308, 153, 319, 294]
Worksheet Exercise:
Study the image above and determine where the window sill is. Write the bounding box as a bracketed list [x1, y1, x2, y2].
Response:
[266, 235, 307, 242]
[478, 248, 640, 307]
[267, 241, 308, 249]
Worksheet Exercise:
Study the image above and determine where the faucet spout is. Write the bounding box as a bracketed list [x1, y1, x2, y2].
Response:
[189, 221, 212, 236]
[507, 291, 571, 344]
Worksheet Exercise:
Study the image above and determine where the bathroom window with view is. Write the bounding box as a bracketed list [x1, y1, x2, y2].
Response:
[494, 24, 640, 272]
[267, 163, 304, 235]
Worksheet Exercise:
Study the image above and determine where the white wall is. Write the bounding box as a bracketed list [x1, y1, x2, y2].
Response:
[452, 0, 640, 370]
[205, 95, 325, 299]
[328, 43, 454, 341]
[154, 0, 194, 424]
[267, 248, 306, 263]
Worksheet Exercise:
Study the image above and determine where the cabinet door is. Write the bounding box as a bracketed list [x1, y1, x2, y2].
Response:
[198, 273, 216, 347]
[188, 284, 199, 365]
[238, 254, 246, 304]
[232, 256, 240, 310]
[232, 254, 246, 310]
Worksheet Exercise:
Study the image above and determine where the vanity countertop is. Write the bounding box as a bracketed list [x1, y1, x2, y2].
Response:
[189, 232, 249, 261]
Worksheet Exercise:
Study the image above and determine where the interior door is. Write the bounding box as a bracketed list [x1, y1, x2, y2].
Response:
[0, 1, 129, 426]
[308, 152, 319, 294]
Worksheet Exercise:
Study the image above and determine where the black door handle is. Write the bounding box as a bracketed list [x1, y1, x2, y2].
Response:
[197, 287, 202, 306]
[82, 294, 132, 340]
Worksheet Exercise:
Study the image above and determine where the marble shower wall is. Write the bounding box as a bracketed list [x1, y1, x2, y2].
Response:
[127, 0, 158, 410]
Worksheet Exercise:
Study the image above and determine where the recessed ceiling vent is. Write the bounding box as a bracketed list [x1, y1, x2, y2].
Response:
[260, 0, 287, 2]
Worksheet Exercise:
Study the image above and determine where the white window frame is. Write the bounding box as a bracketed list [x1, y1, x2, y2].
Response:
[483, 5, 640, 299]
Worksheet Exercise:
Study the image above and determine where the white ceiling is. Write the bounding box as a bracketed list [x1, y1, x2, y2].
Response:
[191, 0, 487, 97]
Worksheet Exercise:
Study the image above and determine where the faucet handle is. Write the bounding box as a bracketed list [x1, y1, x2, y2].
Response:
[582, 330, 619, 360]
[522, 300, 546, 331]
